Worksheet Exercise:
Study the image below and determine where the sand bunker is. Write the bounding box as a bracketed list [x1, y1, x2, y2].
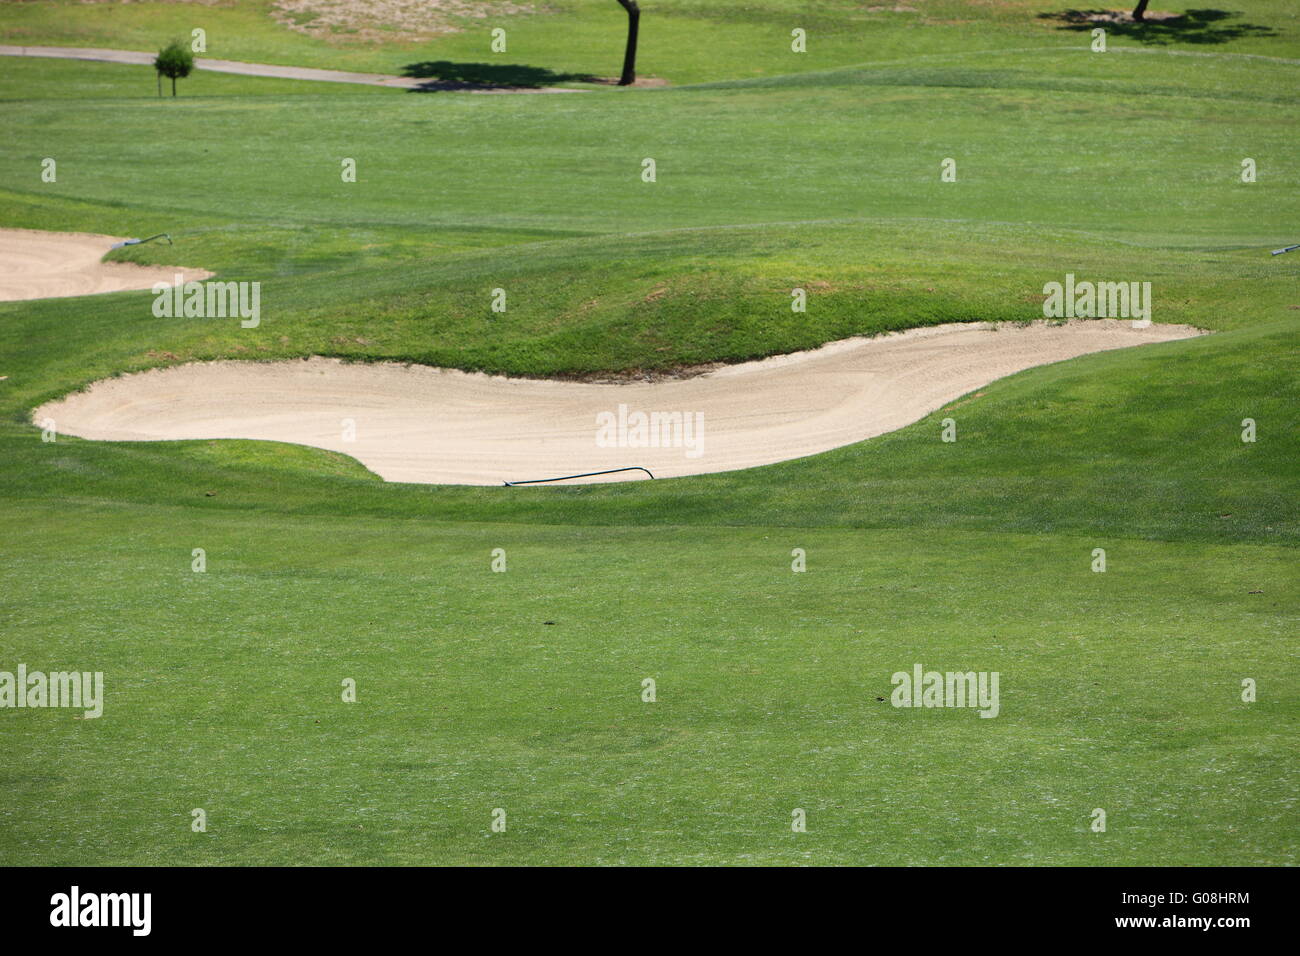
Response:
[34, 320, 1203, 485]
[0, 229, 211, 302]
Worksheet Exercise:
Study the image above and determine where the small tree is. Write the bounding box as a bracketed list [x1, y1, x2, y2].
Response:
[154, 40, 194, 97]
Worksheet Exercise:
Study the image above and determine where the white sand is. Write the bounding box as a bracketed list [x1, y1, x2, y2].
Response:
[0, 229, 211, 302]
[33, 320, 1204, 485]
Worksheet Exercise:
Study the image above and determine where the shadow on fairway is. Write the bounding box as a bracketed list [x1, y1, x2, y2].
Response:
[401, 60, 598, 90]
[1037, 8, 1278, 45]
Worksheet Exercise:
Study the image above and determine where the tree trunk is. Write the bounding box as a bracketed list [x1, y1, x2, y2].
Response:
[171, 76, 177, 97]
[157, 72, 161, 98]
[616, 0, 640, 86]
[1132, 0, 1150, 21]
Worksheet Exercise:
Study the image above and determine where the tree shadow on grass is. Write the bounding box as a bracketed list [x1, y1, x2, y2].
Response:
[401, 61, 598, 91]
[1037, 8, 1278, 45]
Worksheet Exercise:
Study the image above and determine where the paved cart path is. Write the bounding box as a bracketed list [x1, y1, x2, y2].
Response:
[0, 45, 587, 92]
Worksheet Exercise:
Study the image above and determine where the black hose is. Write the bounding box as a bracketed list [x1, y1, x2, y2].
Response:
[504, 466, 655, 486]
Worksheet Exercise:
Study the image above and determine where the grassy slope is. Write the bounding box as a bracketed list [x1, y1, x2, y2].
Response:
[0, 54, 1294, 388]
[1, 1, 1297, 85]
[0, 9, 1296, 865]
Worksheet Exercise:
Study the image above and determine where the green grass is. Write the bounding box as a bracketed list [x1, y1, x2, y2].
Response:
[1, 508, 1294, 865]
[2, 1, 1298, 85]
[0, 4, 1296, 865]
[4, 55, 1295, 245]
